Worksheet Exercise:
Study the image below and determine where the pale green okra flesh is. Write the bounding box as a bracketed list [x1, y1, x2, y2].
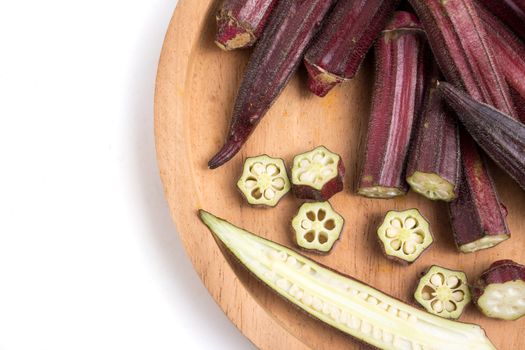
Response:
[477, 280, 525, 320]
[291, 146, 340, 190]
[236, 155, 291, 207]
[199, 210, 495, 350]
[292, 202, 344, 253]
[407, 171, 457, 202]
[377, 209, 433, 263]
[414, 265, 471, 320]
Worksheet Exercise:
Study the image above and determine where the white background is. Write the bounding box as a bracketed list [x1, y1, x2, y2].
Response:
[0, 1, 256, 349]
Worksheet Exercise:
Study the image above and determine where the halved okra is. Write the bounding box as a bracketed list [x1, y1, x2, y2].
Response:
[199, 210, 496, 350]
[377, 209, 433, 264]
[292, 202, 344, 254]
[414, 265, 471, 320]
[237, 155, 290, 207]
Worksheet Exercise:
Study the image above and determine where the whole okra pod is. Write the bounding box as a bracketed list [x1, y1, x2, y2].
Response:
[215, 0, 279, 50]
[358, 11, 427, 198]
[303, 0, 399, 97]
[209, 0, 336, 169]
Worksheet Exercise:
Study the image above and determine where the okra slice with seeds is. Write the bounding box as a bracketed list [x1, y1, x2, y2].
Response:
[292, 202, 344, 253]
[291, 146, 344, 201]
[377, 209, 433, 264]
[237, 155, 290, 207]
[199, 210, 496, 350]
[415, 266, 471, 319]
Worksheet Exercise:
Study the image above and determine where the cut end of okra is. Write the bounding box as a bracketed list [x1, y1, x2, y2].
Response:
[292, 202, 344, 253]
[473, 260, 525, 320]
[407, 171, 457, 201]
[291, 146, 344, 201]
[357, 186, 406, 198]
[377, 209, 433, 264]
[237, 155, 290, 207]
[415, 265, 471, 319]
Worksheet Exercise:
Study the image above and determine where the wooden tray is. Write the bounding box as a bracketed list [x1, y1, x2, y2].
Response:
[154, 1, 525, 348]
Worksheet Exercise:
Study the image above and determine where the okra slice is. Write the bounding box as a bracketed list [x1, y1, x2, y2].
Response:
[415, 266, 471, 320]
[199, 210, 496, 350]
[237, 155, 290, 207]
[292, 202, 344, 253]
[291, 146, 345, 201]
[472, 260, 525, 320]
[377, 209, 433, 264]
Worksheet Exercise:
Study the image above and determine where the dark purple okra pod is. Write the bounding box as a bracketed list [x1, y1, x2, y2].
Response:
[439, 82, 525, 191]
[215, 0, 279, 51]
[357, 12, 427, 198]
[209, 0, 336, 169]
[303, 0, 399, 97]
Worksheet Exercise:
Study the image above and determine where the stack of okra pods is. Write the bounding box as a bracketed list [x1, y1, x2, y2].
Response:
[199, 0, 525, 348]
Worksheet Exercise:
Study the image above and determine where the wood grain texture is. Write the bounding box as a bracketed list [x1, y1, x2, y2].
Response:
[154, 1, 525, 348]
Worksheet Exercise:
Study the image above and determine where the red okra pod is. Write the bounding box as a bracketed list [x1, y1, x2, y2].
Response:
[439, 82, 525, 191]
[303, 0, 399, 97]
[477, 0, 525, 43]
[358, 11, 427, 198]
[209, 0, 336, 169]
[476, 3, 525, 123]
[406, 65, 460, 202]
[215, 0, 279, 51]
[408, 0, 516, 117]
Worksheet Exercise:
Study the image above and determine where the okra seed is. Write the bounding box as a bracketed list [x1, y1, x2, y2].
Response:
[409, 315, 418, 323]
[301, 219, 312, 229]
[313, 298, 323, 311]
[266, 164, 278, 176]
[388, 306, 397, 315]
[383, 332, 393, 343]
[430, 273, 444, 287]
[358, 292, 368, 300]
[452, 291, 465, 302]
[330, 308, 341, 321]
[340, 311, 349, 324]
[446, 276, 460, 288]
[245, 180, 257, 189]
[398, 311, 408, 320]
[390, 239, 402, 251]
[286, 256, 297, 266]
[390, 218, 403, 228]
[432, 300, 444, 312]
[373, 327, 382, 340]
[302, 294, 313, 306]
[404, 217, 417, 229]
[278, 251, 287, 261]
[322, 303, 331, 315]
[361, 322, 372, 334]
[264, 188, 275, 200]
[367, 297, 379, 305]
[349, 316, 361, 329]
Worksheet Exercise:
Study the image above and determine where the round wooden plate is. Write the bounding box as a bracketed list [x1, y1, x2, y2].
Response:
[154, 1, 525, 348]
